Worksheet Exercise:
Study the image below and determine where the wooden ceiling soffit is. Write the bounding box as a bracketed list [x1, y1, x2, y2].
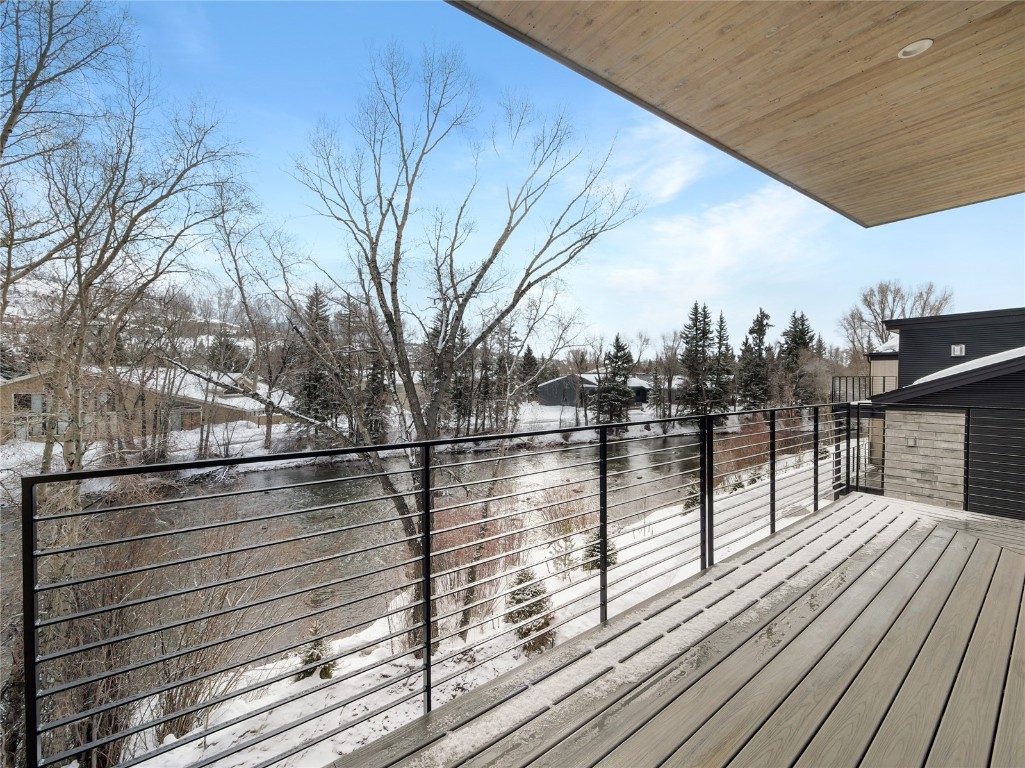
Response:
[452, 1, 1025, 228]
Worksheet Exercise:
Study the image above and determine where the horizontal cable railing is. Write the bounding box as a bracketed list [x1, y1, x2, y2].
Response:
[21, 401, 1021, 767]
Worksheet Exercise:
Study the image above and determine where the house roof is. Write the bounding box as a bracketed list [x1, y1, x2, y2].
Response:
[912, 346, 1025, 386]
[884, 307, 1025, 331]
[538, 373, 651, 390]
[867, 336, 900, 359]
[452, 1, 1025, 227]
[871, 345, 1025, 403]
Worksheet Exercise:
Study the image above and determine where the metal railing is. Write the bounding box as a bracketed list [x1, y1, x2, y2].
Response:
[19, 405, 850, 768]
[830, 376, 898, 402]
[21, 403, 1023, 767]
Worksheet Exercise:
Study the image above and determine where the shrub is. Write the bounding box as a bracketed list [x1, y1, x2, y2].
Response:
[504, 569, 555, 655]
[581, 531, 618, 572]
[295, 625, 335, 681]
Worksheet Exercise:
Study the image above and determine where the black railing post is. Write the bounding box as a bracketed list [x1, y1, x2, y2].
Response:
[845, 402, 852, 493]
[813, 406, 820, 511]
[963, 407, 972, 511]
[698, 417, 707, 571]
[22, 478, 38, 768]
[599, 425, 609, 623]
[704, 414, 715, 568]
[855, 402, 862, 492]
[420, 445, 433, 714]
[768, 409, 777, 534]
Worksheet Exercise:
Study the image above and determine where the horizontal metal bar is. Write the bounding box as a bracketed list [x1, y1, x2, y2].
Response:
[37, 520, 421, 604]
[36, 484, 418, 559]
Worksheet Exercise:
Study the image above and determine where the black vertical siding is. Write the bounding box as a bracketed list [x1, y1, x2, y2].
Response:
[896, 314, 1025, 387]
[902, 371, 1025, 408]
[968, 408, 1025, 520]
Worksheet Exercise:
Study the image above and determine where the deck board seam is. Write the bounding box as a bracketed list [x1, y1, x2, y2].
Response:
[580, 518, 925, 768]
[657, 523, 947, 768]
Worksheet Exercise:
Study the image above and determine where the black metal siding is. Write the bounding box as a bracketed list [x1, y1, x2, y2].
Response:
[897, 314, 1025, 387]
[969, 408, 1025, 520]
[897, 371, 1025, 408]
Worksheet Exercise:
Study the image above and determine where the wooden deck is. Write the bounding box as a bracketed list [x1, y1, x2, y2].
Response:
[333, 493, 1025, 768]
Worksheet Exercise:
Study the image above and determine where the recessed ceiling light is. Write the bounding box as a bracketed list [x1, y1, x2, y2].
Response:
[898, 38, 934, 59]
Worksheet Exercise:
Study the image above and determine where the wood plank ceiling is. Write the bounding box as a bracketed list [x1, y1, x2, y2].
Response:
[453, 1, 1025, 227]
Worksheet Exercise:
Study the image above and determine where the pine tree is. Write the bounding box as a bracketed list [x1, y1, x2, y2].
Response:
[681, 302, 713, 413]
[592, 334, 634, 424]
[581, 530, 619, 571]
[519, 345, 540, 397]
[361, 354, 387, 444]
[294, 286, 338, 431]
[779, 311, 817, 405]
[709, 312, 734, 415]
[295, 623, 335, 681]
[206, 330, 248, 374]
[736, 308, 772, 409]
[504, 568, 556, 655]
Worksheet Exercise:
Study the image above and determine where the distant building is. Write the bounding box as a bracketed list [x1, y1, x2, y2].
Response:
[536, 373, 650, 408]
[0, 368, 293, 442]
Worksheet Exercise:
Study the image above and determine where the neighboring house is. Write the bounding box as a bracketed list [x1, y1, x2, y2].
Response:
[882, 307, 1025, 388]
[537, 373, 650, 408]
[865, 335, 899, 396]
[866, 307, 1025, 517]
[0, 368, 293, 443]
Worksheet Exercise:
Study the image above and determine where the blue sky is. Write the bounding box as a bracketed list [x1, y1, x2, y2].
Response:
[129, 0, 1024, 349]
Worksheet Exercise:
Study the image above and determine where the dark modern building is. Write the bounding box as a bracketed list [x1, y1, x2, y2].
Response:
[868, 307, 1024, 519]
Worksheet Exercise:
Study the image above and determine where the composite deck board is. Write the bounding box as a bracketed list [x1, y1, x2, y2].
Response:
[530, 502, 906, 768]
[992, 578, 1025, 768]
[333, 494, 882, 768]
[926, 549, 1025, 767]
[329, 495, 1024, 768]
[791, 533, 982, 768]
[465, 499, 883, 768]
[859, 539, 1003, 768]
[594, 524, 930, 768]
[657, 526, 957, 768]
[729, 528, 978, 768]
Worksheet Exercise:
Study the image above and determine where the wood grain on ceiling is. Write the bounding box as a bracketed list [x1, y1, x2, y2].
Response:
[454, 1, 1025, 227]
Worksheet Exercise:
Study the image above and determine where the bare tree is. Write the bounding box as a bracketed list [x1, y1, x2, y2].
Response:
[295, 45, 634, 446]
[838, 279, 953, 368]
[1, 0, 130, 162]
[17, 74, 236, 474]
[288, 45, 633, 654]
[1, 0, 132, 318]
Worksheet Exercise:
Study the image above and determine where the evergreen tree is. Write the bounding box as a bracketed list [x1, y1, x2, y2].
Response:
[779, 311, 817, 405]
[591, 334, 634, 424]
[709, 312, 734, 414]
[681, 302, 713, 413]
[649, 368, 666, 419]
[504, 568, 555, 655]
[361, 354, 388, 444]
[519, 344, 540, 397]
[581, 530, 619, 571]
[206, 329, 248, 374]
[294, 623, 335, 681]
[736, 308, 772, 409]
[294, 286, 338, 430]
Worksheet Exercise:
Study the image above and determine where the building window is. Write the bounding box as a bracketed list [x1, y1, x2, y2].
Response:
[951, 344, 966, 357]
[13, 393, 34, 411]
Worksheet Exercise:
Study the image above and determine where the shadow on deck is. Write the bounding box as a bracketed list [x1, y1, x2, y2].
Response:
[333, 493, 1025, 768]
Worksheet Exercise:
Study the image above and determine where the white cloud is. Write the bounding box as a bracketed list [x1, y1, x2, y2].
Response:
[607, 117, 710, 206]
[563, 184, 834, 341]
